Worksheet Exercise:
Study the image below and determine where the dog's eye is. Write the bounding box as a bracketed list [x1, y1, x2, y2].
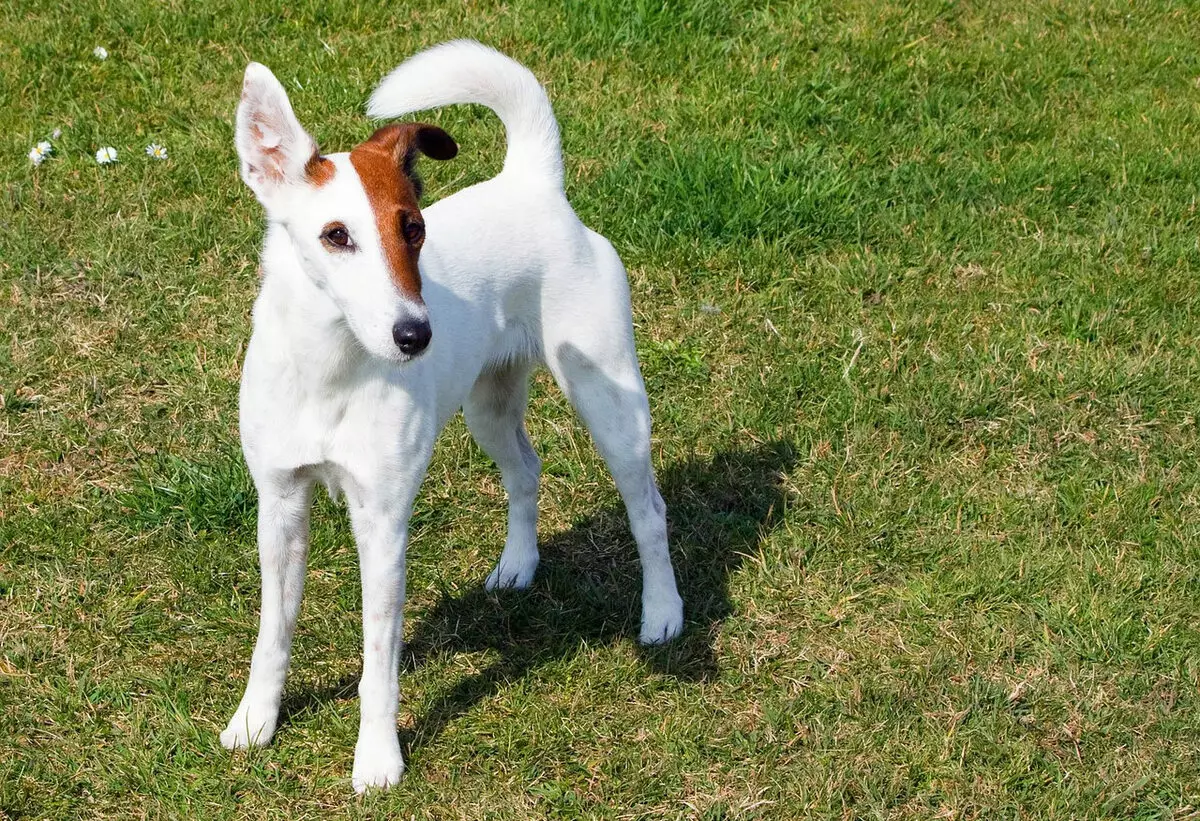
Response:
[321, 224, 353, 249]
[403, 221, 425, 245]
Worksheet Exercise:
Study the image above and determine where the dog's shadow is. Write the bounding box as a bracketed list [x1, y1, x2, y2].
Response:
[418, 439, 794, 756]
[277, 439, 795, 759]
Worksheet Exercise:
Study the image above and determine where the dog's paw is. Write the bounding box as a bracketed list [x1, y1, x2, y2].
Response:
[220, 702, 278, 750]
[352, 734, 405, 793]
[639, 593, 684, 645]
[484, 549, 539, 591]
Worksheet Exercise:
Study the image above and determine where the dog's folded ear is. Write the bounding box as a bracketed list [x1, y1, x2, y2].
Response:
[360, 123, 458, 200]
[410, 125, 458, 162]
[236, 62, 322, 208]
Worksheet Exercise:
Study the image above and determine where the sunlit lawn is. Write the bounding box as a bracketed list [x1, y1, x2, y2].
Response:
[2, 1, 1200, 817]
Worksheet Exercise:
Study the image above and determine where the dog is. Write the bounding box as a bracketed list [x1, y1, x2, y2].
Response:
[219, 40, 684, 792]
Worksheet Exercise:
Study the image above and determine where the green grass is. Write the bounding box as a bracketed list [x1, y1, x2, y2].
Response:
[2, 0, 1200, 817]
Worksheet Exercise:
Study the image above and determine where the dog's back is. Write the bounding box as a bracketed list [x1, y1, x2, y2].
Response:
[371, 42, 636, 412]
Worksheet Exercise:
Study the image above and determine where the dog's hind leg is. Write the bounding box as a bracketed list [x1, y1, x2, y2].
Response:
[542, 244, 684, 645]
[465, 361, 542, 590]
[222, 476, 313, 749]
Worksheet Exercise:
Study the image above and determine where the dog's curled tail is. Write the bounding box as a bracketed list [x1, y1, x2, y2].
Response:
[368, 40, 563, 184]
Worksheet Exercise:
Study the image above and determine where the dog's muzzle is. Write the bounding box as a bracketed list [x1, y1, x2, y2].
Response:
[392, 316, 432, 356]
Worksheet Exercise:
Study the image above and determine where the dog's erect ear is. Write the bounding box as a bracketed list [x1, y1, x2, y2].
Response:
[360, 123, 458, 199]
[235, 63, 321, 207]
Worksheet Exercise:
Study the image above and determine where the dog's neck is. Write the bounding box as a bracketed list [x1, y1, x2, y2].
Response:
[253, 222, 374, 385]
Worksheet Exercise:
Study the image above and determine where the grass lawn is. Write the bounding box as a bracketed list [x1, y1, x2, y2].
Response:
[3, 0, 1200, 817]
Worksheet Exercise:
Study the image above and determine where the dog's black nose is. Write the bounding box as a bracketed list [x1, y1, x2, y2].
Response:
[392, 317, 432, 356]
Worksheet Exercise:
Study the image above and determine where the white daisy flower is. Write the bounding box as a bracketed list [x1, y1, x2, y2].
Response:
[29, 141, 53, 165]
[95, 146, 118, 165]
[145, 143, 168, 160]
[93, 46, 108, 60]
[51, 128, 62, 139]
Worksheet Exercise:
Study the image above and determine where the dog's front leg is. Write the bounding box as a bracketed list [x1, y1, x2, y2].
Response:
[222, 478, 313, 749]
[346, 492, 414, 793]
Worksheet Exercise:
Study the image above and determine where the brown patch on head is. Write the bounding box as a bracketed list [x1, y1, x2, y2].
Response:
[348, 123, 458, 300]
[304, 151, 336, 186]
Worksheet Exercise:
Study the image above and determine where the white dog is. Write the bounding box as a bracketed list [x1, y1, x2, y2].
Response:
[219, 41, 685, 791]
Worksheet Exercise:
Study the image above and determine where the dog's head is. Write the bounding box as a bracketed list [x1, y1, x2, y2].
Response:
[235, 63, 457, 363]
